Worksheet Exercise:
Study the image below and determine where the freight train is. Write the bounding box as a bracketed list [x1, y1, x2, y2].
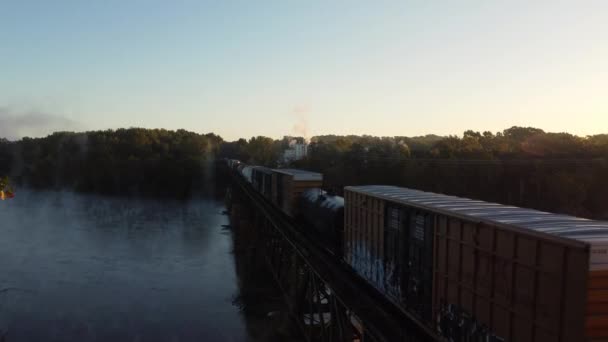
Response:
[226, 159, 608, 342]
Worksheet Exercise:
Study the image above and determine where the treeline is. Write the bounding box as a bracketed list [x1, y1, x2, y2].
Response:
[296, 127, 608, 219]
[3, 126, 608, 218]
[219, 136, 305, 166]
[0, 128, 223, 197]
[221, 127, 608, 219]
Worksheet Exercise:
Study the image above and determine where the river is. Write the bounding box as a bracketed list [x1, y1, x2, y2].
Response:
[0, 190, 251, 341]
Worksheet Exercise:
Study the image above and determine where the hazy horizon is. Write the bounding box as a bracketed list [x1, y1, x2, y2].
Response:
[1, 1, 607, 141]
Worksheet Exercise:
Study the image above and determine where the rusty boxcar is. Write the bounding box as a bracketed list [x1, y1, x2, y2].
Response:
[271, 169, 323, 217]
[344, 185, 608, 342]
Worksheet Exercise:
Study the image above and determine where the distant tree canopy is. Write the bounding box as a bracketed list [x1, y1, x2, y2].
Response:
[2, 126, 608, 217]
[0, 128, 223, 197]
[286, 127, 608, 162]
[219, 135, 297, 167]
[284, 127, 608, 219]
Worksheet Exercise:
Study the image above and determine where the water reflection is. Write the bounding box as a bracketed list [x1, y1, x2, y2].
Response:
[0, 190, 249, 341]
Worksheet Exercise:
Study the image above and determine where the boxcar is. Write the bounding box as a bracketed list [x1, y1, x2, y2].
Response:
[271, 169, 323, 217]
[251, 166, 273, 199]
[344, 185, 608, 342]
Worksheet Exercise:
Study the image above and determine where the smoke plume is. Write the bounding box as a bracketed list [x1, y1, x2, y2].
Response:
[0, 107, 81, 140]
[291, 104, 310, 141]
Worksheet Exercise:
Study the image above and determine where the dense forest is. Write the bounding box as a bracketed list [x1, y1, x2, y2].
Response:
[223, 127, 608, 219]
[2, 126, 608, 218]
[0, 129, 223, 197]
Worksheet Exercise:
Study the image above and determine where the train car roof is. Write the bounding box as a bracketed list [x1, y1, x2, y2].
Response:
[251, 166, 274, 174]
[345, 185, 608, 247]
[273, 168, 323, 181]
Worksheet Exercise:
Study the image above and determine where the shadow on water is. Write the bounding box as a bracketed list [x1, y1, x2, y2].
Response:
[226, 187, 307, 342]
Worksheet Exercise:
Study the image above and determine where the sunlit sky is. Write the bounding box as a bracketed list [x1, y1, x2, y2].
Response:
[1, 1, 607, 141]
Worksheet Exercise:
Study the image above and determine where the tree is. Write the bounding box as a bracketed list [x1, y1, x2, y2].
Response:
[502, 126, 545, 141]
[2, 128, 225, 197]
[245, 136, 281, 166]
[292, 128, 608, 219]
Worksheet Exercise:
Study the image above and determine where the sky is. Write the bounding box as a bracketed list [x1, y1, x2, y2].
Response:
[1, 1, 607, 141]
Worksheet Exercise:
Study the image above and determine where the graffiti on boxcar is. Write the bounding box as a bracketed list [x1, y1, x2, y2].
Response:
[437, 303, 505, 342]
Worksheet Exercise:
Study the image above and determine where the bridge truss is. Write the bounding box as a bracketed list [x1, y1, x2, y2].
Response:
[228, 172, 440, 342]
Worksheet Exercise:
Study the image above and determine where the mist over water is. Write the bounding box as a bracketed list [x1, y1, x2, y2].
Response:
[0, 190, 249, 341]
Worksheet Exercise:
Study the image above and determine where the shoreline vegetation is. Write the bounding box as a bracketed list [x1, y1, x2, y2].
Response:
[0, 176, 14, 200]
[1, 126, 607, 218]
[0, 129, 223, 198]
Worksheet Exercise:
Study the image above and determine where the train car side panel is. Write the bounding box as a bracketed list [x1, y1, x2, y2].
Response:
[345, 185, 592, 341]
[345, 188, 432, 319]
[433, 217, 589, 342]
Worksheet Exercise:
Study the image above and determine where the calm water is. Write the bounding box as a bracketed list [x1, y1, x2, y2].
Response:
[0, 190, 250, 341]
